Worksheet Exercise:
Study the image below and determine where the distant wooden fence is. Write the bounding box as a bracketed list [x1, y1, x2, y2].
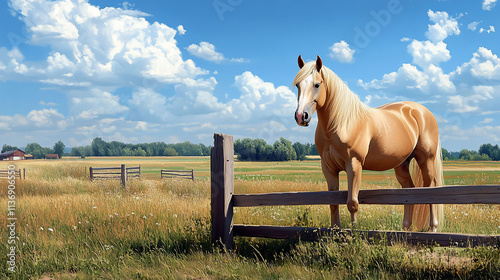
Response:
[161, 169, 194, 181]
[89, 164, 141, 187]
[210, 133, 500, 249]
[0, 168, 25, 180]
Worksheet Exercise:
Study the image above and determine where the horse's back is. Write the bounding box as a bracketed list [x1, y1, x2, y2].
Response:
[362, 101, 438, 170]
[377, 101, 439, 144]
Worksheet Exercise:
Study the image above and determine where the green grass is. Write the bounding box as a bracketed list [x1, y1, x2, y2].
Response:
[0, 158, 499, 279]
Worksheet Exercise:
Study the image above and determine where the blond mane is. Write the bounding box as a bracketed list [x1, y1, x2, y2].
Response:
[293, 61, 372, 133]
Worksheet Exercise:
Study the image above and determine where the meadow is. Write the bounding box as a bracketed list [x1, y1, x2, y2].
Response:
[0, 157, 499, 279]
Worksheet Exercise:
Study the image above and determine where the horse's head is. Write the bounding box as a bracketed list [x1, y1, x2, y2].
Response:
[294, 55, 327, 126]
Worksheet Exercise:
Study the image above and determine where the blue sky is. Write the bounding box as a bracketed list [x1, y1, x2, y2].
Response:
[0, 0, 499, 151]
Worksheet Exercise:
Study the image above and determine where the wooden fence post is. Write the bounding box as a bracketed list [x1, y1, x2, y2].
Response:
[191, 169, 194, 181]
[121, 164, 127, 188]
[89, 167, 93, 181]
[211, 133, 234, 249]
[23, 168, 25, 179]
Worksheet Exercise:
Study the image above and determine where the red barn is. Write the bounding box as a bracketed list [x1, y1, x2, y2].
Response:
[45, 154, 59, 159]
[0, 149, 27, 161]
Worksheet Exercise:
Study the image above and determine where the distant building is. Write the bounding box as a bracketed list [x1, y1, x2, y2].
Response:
[45, 154, 59, 159]
[0, 149, 27, 161]
[24, 154, 35, 160]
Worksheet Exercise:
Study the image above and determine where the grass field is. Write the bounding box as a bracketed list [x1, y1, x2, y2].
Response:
[1, 157, 499, 279]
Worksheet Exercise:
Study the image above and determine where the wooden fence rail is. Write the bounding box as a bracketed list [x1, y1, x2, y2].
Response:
[161, 169, 194, 181]
[210, 133, 500, 250]
[0, 168, 25, 180]
[89, 164, 141, 187]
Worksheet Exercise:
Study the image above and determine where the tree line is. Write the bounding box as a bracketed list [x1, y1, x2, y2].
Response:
[70, 137, 211, 157]
[234, 137, 318, 161]
[442, 143, 500, 161]
[1, 141, 65, 159]
[2, 138, 499, 161]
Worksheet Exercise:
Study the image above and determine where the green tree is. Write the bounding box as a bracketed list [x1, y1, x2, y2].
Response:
[199, 144, 211, 156]
[235, 138, 257, 160]
[441, 148, 452, 161]
[273, 138, 297, 161]
[459, 149, 491, 161]
[309, 144, 319, 155]
[479, 143, 500, 161]
[53, 140, 65, 158]
[1, 144, 18, 153]
[163, 147, 178, 156]
[133, 147, 147, 157]
[26, 143, 45, 159]
[122, 147, 133, 156]
[91, 137, 107, 156]
[293, 142, 307, 161]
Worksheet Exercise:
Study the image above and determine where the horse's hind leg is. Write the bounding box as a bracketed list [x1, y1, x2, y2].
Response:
[415, 156, 440, 231]
[394, 157, 415, 230]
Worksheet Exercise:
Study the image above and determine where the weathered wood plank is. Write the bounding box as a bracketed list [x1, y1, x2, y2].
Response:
[161, 169, 194, 180]
[120, 164, 127, 188]
[91, 167, 121, 170]
[91, 176, 121, 179]
[211, 133, 234, 249]
[91, 172, 122, 175]
[233, 225, 500, 247]
[233, 185, 500, 207]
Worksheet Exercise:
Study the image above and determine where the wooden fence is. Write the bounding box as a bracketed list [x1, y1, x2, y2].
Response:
[0, 168, 25, 180]
[210, 133, 500, 249]
[89, 164, 141, 187]
[161, 169, 194, 181]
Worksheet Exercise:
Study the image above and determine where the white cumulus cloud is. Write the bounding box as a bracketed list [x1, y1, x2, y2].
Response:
[479, 26, 495, 34]
[451, 47, 500, 82]
[425, 10, 460, 43]
[468, 21, 481, 31]
[482, 0, 497, 11]
[5, 0, 207, 86]
[187, 41, 248, 63]
[177, 25, 186, 35]
[187, 42, 225, 63]
[407, 40, 451, 69]
[329, 41, 355, 63]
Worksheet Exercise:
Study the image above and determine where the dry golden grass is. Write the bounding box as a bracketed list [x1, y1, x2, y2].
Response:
[0, 158, 499, 279]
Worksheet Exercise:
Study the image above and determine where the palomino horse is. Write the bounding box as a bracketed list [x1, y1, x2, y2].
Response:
[293, 55, 444, 232]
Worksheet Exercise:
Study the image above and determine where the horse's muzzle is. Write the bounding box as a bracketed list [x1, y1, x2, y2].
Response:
[295, 111, 310, 126]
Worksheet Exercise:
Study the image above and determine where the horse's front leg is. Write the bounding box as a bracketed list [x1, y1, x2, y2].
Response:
[346, 157, 362, 225]
[321, 160, 340, 228]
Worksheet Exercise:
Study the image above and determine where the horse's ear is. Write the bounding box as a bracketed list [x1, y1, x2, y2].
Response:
[298, 55, 305, 69]
[316, 55, 322, 72]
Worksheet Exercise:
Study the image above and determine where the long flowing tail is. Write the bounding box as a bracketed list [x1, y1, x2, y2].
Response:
[411, 140, 445, 231]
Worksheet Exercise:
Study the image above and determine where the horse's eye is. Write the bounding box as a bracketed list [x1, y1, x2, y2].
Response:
[314, 83, 321, 88]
